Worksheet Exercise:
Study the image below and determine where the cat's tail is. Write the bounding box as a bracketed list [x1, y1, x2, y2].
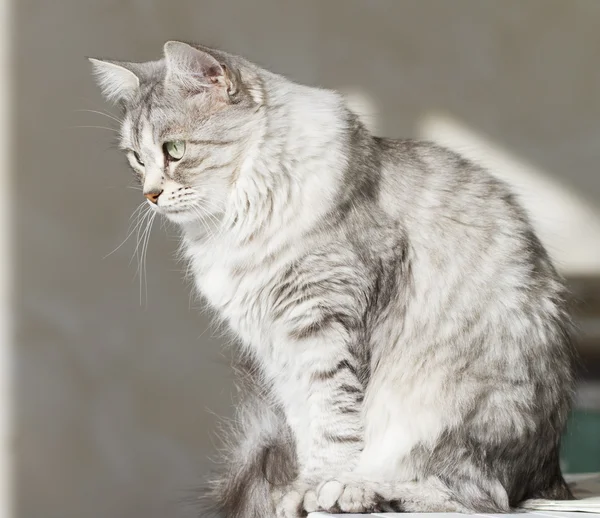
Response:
[199, 358, 297, 518]
[209, 418, 296, 518]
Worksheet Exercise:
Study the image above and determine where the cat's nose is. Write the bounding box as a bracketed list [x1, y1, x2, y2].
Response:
[144, 189, 163, 204]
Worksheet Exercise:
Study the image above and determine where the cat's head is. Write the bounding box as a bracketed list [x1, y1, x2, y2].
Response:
[89, 42, 264, 225]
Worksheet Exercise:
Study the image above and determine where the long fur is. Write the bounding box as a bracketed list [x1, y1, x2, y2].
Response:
[91, 41, 576, 517]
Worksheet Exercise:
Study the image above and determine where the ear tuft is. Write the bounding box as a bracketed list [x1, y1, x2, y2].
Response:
[88, 58, 140, 103]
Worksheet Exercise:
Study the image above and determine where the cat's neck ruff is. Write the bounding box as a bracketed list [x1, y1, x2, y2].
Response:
[180, 79, 350, 274]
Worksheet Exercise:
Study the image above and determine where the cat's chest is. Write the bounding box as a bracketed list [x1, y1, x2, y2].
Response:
[195, 261, 277, 349]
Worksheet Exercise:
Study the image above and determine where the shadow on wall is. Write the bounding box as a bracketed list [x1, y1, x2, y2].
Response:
[419, 113, 600, 275]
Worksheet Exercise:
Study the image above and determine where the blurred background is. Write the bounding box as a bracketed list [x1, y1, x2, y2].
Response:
[14, 1, 600, 517]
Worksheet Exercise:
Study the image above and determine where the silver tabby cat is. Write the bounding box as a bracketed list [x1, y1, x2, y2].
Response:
[90, 42, 576, 517]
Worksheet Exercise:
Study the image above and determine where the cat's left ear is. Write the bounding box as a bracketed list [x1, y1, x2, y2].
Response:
[88, 58, 141, 103]
[163, 41, 238, 98]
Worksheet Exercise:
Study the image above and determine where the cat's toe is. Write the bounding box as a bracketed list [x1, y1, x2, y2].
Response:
[302, 488, 319, 513]
[316, 478, 381, 513]
[338, 482, 379, 513]
[274, 490, 304, 518]
[274, 481, 312, 518]
[316, 479, 344, 511]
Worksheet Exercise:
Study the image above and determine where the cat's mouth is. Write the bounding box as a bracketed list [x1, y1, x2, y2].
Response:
[157, 206, 189, 215]
[152, 204, 199, 224]
[147, 192, 220, 226]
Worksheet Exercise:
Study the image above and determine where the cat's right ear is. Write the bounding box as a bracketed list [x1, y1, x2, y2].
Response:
[163, 41, 239, 99]
[88, 58, 140, 103]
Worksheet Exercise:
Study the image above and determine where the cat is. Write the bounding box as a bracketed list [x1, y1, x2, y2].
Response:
[90, 41, 576, 517]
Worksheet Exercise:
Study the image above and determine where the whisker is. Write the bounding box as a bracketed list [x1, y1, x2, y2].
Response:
[140, 212, 157, 307]
[103, 217, 144, 259]
[132, 207, 157, 307]
[192, 207, 214, 238]
[195, 194, 223, 214]
[196, 203, 221, 229]
[70, 125, 119, 133]
[103, 203, 147, 259]
[75, 109, 123, 124]
[129, 202, 148, 221]
[131, 209, 154, 266]
[196, 199, 225, 234]
[135, 212, 152, 304]
[199, 205, 225, 239]
[190, 206, 215, 240]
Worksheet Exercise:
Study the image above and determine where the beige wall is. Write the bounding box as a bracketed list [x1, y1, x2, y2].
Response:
[15, 1, 600, 517]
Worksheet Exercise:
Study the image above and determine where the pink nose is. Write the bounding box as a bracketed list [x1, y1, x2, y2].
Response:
[144, 189, 163, 204]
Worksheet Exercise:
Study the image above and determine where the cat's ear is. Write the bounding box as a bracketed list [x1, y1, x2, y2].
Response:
[163, 41, 236, 97]
[88, 58, 141, 103]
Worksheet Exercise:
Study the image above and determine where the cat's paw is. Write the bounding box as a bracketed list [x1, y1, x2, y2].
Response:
[309, 476, 383, 513]
[272, 480, 312, 518]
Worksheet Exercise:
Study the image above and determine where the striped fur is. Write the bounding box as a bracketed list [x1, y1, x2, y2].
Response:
[91, 42, 576, 517]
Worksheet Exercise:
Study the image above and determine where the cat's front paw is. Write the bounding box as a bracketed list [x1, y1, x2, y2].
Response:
[305, 476, 383, 514]
[272, 480, 313, 518]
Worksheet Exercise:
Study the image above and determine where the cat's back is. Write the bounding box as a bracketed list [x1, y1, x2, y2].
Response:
[372, 137, 568, 341]
[375, 138, 547, 268]
[376, 138, 526, 231]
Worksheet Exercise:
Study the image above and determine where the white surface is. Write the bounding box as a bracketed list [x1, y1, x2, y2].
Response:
[310, 513, 600, 518]
[309, 473, 600, 517]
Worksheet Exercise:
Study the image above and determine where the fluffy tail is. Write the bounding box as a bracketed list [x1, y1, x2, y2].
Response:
[201, 356, 297, 518]
[209, 423, 296, 518]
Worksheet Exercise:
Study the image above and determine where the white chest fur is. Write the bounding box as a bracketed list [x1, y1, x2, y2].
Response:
[188, 242, 278, 356]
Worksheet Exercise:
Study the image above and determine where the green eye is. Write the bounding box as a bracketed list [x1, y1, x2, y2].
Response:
[164, 140, 186, 161]
[132, 151, 144, 166]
